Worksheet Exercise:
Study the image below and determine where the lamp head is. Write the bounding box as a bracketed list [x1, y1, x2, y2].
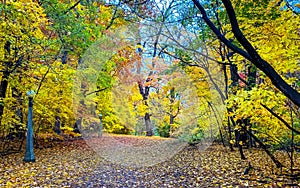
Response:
[26, 90, 36, 98]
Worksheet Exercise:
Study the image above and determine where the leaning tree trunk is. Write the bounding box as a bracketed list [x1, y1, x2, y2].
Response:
[242, 126, 282, 168]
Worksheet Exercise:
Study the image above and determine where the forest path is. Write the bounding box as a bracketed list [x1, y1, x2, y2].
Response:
[1, 134, 298, 187]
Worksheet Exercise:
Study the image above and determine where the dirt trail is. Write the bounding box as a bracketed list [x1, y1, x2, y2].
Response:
[1, 134, 299, 187]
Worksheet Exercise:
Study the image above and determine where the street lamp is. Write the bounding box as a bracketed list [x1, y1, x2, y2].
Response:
[24, 90, 35, 162]
[98, 114, 103, 138]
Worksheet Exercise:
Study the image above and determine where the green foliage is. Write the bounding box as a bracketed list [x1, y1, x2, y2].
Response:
[188, 127, 205, 144]
[0, 0, 127, 139]
[158, 123, 170, 138]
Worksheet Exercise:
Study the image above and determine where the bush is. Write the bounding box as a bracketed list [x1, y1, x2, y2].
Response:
[158, 123, 170, 137]
[188, 127, 204, 144]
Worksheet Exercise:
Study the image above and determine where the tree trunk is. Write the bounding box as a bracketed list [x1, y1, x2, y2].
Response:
[169, 87, 176, 135]
[221, 57, 234, 150]
[243, 126, 283, 168]
[0, 41, 11, 126]
[235, 129, 246, 160]
[138, 81, 153, 136]
[170, 115, 174, 125]
[54, 89, 63, 134]
[54, 115, 61, 134]
[222, 64, 229, 99]
[61, 51, 68, 64]
[219, 126, 226, 147]
[227, 117, 234, 151]
[245, 64, 257, 147]
[145, 112, 152, 136]
[11, 87, 25, 142]
[230, 64, 239, 88]
[73, 118, 81, 133]
[229, 64, 245, 157]
[0, 73, 9, 126]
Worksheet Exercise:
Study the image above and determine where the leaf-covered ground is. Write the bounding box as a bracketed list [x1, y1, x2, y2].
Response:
[1, 135, 300, 187]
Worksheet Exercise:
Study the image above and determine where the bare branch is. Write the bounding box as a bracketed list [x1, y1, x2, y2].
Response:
[64, 0, 81, 14]
[191, 0, 252, 60]
[85, 87, 109, 97]
[261, 103, 300, 135]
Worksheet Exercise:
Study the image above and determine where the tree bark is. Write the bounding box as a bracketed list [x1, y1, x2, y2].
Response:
[227, 117, 234, 151]
[138, 79, 153, 136]
[232, 119, 246, 160]
[145, 112, 152, 136]
[230, 64, 239, 88]
[169, 87, 175, 130]
[0, 73, 9, 127]
[54, 115, 61, 134]
[11, 87, 25, 140]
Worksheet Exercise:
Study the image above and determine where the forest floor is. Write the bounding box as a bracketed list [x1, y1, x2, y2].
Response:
[1, 134, 300, 187]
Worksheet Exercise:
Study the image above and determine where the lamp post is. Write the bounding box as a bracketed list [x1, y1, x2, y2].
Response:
[98, 114, 103, 138]
[24, 90, 35, 162]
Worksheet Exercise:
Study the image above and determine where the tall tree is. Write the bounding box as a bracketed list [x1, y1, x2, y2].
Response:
[191, 0, 300, 107]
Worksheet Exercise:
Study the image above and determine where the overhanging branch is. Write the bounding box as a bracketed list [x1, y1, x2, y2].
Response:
[192, 0, 300, 107]
[261, 103, 300, 135]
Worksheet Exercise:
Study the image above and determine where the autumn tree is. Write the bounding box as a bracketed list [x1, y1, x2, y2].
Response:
[0, 1, 48, 140]
[191, 0, 300, 107]
[0, 0, 130, 154]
